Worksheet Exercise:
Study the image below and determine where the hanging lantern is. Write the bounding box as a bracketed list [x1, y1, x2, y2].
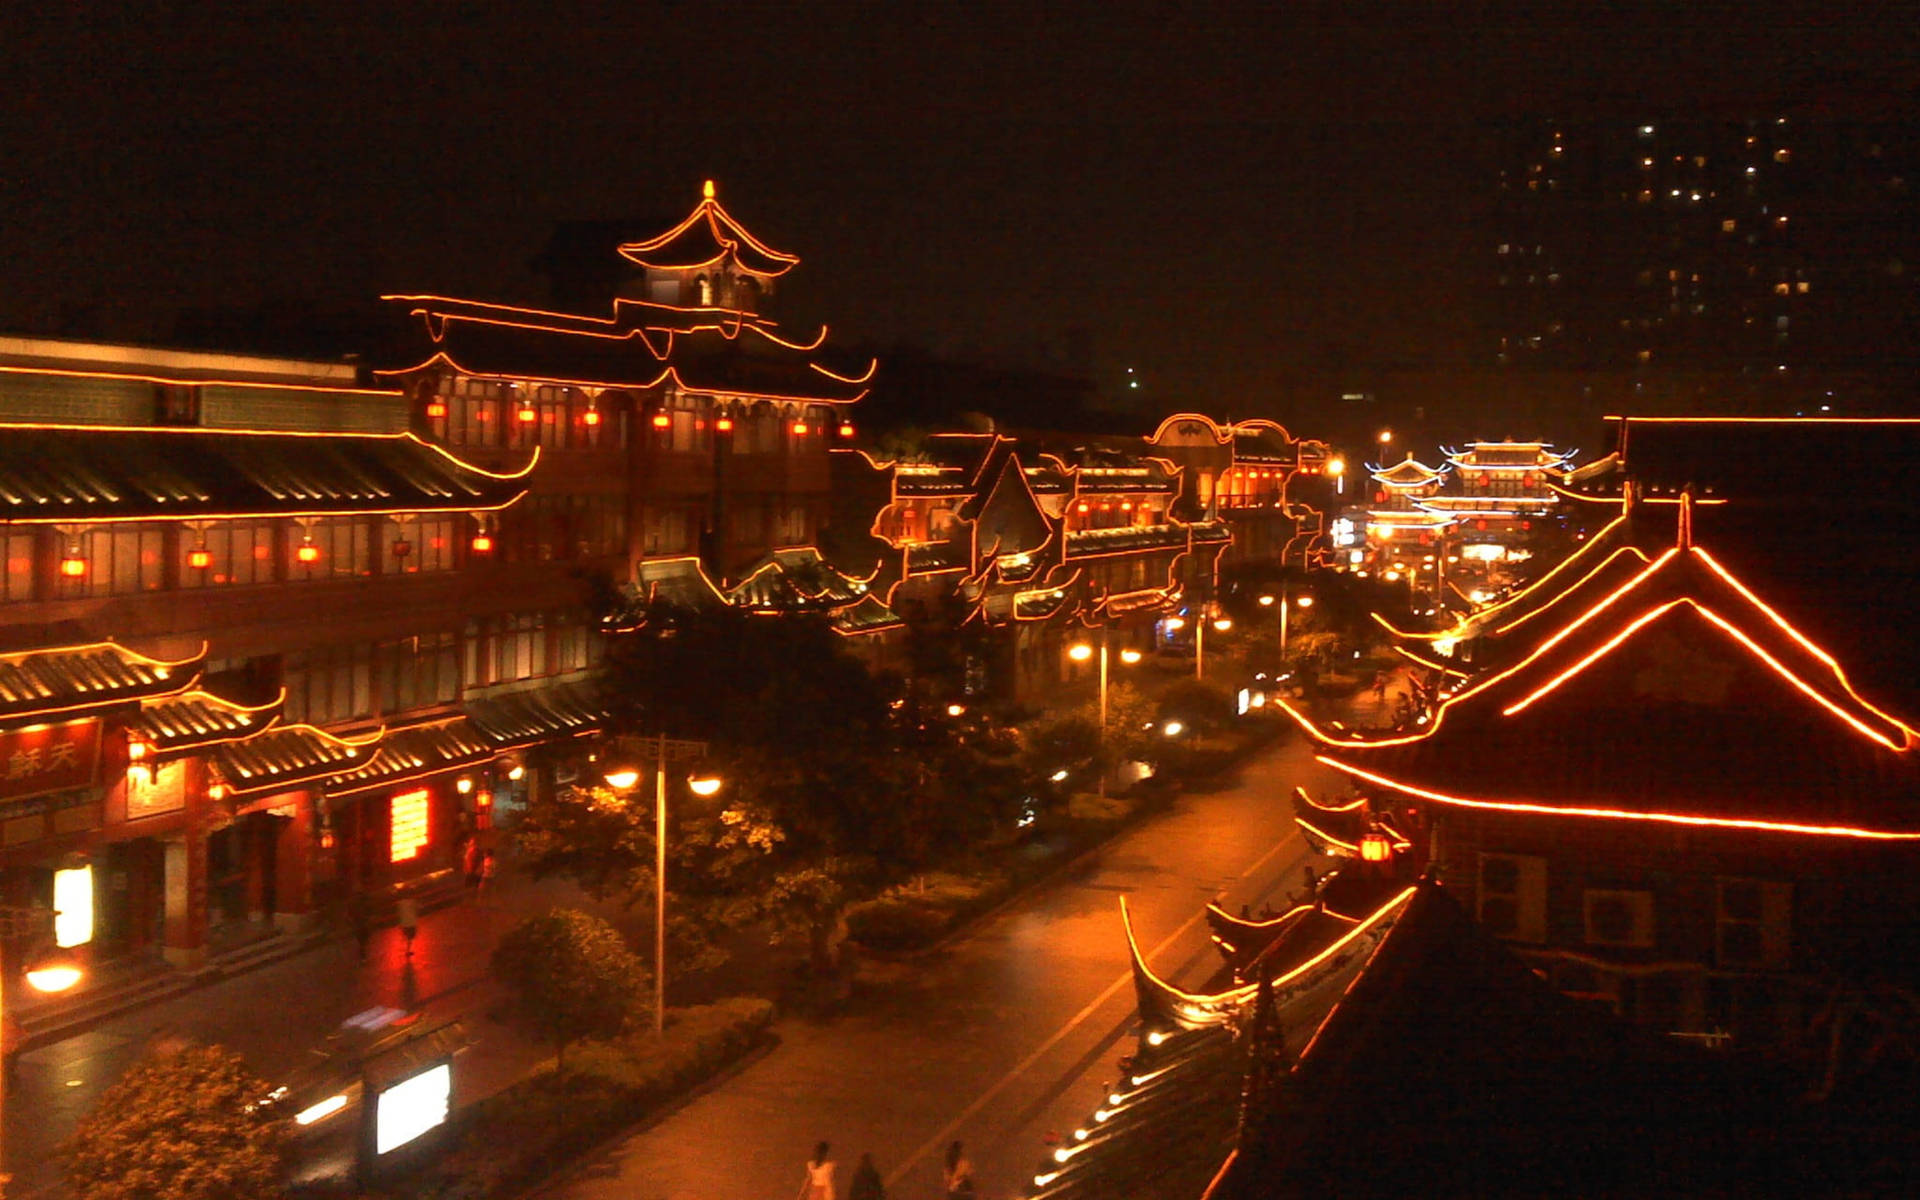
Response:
[716, 415, 734, 432]
[517, 405, 537, 424]
[652, 412, 671, 429]
[792, 421, 809, 436]
[471, 533, 493, 553]
[296, 539, 321, 565]
[209, 782, 230, 802]
[426, 400, 448, 419]
[188, 543, 212, 570]
[838, 422, 855, 438]
[582, 407, 602, 427]
[1359, 831, 1394, 863]
[391, 539, 413, 558]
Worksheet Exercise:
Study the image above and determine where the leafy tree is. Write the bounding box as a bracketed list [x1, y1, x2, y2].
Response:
[490, 908, 646, 1068]
[522, 605, 1029, 980]
[64, 1042, 291, 1200]
[1157, 678, 1235, 735]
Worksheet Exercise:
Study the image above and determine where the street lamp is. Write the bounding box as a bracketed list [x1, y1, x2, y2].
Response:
[604, 736, 719, 1035]
[1265, 586, 1314, 665]
[1068, 626, 1139, 797]
[3, 906, 85, 1174]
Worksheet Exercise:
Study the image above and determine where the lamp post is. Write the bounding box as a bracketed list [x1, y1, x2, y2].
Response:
[605, 734, 716, 1036]
[2, 905, 84, 1176]
[1070, 628, 1143, 798]
[1260, 588, 1314, 666]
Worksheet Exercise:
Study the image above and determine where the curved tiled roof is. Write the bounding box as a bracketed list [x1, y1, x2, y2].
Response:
[326, 717, 496, 796]
[0, 425, 531, 522]
[616, 184, 801, 277]
[0, 641, 202, 729]
[211, 724, 379, 798]
[463, 680, 605, 748]
[128, 689, 282, 756]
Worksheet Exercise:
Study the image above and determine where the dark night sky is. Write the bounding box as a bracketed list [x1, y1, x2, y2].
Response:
[2, 2, 1913, 415]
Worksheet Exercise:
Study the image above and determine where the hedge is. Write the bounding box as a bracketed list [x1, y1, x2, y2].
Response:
[371, 997, 774, 1199]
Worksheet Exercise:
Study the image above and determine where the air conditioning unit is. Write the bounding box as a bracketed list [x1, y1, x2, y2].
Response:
[1583, 889, 1654, 948]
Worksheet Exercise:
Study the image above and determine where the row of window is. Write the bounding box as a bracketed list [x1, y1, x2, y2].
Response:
[0, 502, 641, 604]
[1476, 851, 1791, 970]
[281, 611, 599, 726]
[424, 375, 842, 458]
[1, 517, 470, 603]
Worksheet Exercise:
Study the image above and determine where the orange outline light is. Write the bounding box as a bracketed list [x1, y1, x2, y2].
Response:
[1323, 755, 1920, 841]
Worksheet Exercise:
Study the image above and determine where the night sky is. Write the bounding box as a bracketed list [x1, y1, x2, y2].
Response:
[3, 3, 1912, 419]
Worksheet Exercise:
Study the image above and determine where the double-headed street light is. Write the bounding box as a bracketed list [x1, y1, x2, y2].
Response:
[604, 734, 722, 1035]
[1258, 588, 1314, 665]
[1068, 628, 1141, 797]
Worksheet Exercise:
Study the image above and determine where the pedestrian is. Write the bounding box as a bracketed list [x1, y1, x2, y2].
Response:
[796, 1140, 836, 1200]
[848, 1151, 885, 1200]
[346, 890, 373, 963]
[477, 850, 496, 899]
[461, 838, 482, 896]
[395, 893, 419, 959]
[942, 1140, 975, 1199]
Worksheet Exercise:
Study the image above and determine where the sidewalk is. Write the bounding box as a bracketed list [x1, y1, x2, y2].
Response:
[4, 871, 644, 1199]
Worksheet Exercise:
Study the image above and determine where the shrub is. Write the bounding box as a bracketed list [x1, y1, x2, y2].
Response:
[65, 1042, 292, 1200]
[491, 908, 647, 1069]
[401, 999, 773, 1200]
[844, 897, 951, 951]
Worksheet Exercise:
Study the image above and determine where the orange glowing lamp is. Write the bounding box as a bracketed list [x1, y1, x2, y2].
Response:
[838, 422, 855, 438]
[188, 546, 212, 570]
[296, 541, 321, 565]
[59, 553, 87, 578]
[426, 400, 448, 419]
[471, 534, 494, 553]
[1359, 831, 1394, 863]
[583, 408, 602, 427]
[792, 422, 809, 436]
[517, 406, 538, 424]
[652, 412, 672, 429]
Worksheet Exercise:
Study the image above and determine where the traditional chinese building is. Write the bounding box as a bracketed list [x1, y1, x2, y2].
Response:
[1290, 417, 1920, 1056]
[1022, 878, 1836, 1198]
[0, 334, 611, 975]
[378, 180, 874, 583]
[814, 412, 1338, 701]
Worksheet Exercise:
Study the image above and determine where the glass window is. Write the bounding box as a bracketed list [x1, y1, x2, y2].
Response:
[62, 527, 166, 598]
[283, 645, 374, 725]
[2, 530, 35, 602]
[293, 516, 372, 580]
[388, 516, 455, 573]
[181, 522, 274, 589]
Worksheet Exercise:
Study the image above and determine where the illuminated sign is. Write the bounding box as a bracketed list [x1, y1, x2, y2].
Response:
[389, 789, 430, 862]
[53, 864, 93, 947]
[0, 719, 101, 801]
[374, 1062, 450, 1154]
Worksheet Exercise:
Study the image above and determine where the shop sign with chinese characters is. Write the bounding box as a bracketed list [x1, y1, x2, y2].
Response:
[0, 719, 101, 801]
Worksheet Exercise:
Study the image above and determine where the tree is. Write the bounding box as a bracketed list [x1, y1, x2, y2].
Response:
[64, 1042, 291, 1200]
[491, 908, 646, 1068]
[1157, 678, 1235, 735]
[523, 603, 1035, 981]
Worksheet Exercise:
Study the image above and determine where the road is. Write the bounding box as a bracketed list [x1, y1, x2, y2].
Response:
[540, 729, 1338, 1200]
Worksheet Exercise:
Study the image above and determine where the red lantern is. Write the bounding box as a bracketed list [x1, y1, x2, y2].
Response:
[1359, 831, 1393, 863]
[582, 408, 602, 427]
[838, 422, 855, 438]
[426, 400, 448, 419]
[716, 416, 735, 432]
[188, 547, 212, 570]
[296, 542, 321, 565]
[471, 534, 494, 554]
[652, 412, 671, 429]
[517, 406, 537, 424]
[59, 553, 87, 578]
